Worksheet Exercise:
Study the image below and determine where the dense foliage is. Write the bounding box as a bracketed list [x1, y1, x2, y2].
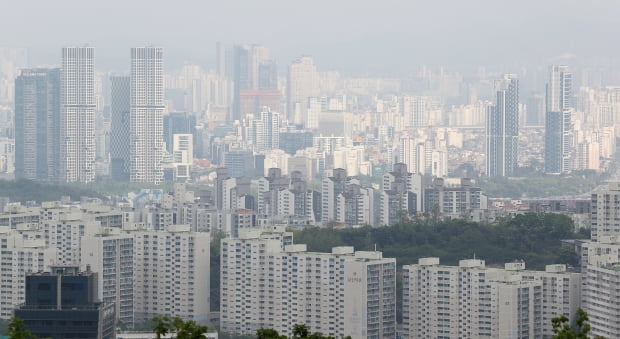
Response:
[0, 179, 103, 203]
[151, 315, 208, 339]
[7, 317, 35, 339]
[257, 324, 351, 339]
[478, 172, 601, 198]
[551, 309, 606, 339]
[294, 213, 583, 270]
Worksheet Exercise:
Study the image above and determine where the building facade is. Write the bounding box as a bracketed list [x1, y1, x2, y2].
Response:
[220, 228, 395, 338]
[486, 74, 519, 177]
[60, 46, 96, 183]
[129, 224, 210, 324]
[81, 228, 135, 326]
[545, 65, 572, 174]
[15, 266, 116, 339]
[130, 47, 164, 184]
[14, 68, 61, 182]
[110, 75, 131, 181]
[402, 258, 581, 339]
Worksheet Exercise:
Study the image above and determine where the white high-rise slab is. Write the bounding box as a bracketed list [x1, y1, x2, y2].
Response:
[220, 227, 396, 338]
[60, 46, 96, 183]
[130, 47, 164, 184]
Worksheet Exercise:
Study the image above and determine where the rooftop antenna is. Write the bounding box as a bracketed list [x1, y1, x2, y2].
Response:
[374, 243, 377, 252]
[473, 252, 476, 260]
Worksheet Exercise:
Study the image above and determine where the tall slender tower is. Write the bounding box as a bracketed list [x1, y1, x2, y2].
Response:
[14, 68, 61, 182]
[110, 75, 131, 181]
[287, 56, 319, 125]
[544, 65, 572, 174]
[486, 74, 519, 177]
[130, 47, 164, 184]
[60, 46, 96, 183]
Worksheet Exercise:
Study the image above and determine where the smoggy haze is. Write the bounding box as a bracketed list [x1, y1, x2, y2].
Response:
[2, 0, 619, 74]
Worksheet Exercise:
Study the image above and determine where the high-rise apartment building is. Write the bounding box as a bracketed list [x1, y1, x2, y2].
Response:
[321, 168, 348, 224]
[287, 56, 320, 125]
[14, 68, 61, 182]
[130, 47, 164, 184]
[486, 74, 519, 177]
[81, 227, 135, 326]
[220, 228, 396, 338]
[401, 95, 429, 127]
[381, 163, 420, 225]
[336, 184, 374, 226]
[590, 182, 620, 241]
[423, 178, 487, 217]
[402, 258, 581, 339]
[545, 65, 572, 174]
[129, 224, 210, 324]
[582, 253, 620, 338]
[60, 46, 96, 183]
[249, 108, 280, 152]
[0, 227, 56, 319]
[110, 75, 131, 181]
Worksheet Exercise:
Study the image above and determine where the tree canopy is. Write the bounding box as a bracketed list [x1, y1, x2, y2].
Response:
[7, 317, 35, 339]
[294, 212, 584, 270]
[551, 308, 606, 339]
[256, 325, 351, 339]
[151, 316, 208, 339]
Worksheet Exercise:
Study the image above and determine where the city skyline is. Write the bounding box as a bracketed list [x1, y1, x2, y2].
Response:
[2, 1, 620, 337]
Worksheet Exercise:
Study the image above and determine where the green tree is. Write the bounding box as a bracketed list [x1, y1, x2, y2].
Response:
[551, 308, 605, 339]
[292, 324, 309, 338]
[152, 316, 208, 339]
[257, 325, 351, 339]
[176, 319, 208, 339]
[152, 315, 172, 339]
[256, 328, 286, 339]
[7, 317, 35, 339]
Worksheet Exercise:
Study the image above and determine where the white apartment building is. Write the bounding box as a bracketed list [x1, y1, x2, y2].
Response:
[0, 227, 56, 319]
[575, 235, 620, 270]
[38, 209, 99, 266]
[130, 46, 164, 184]
[0, 204, 40, 228]
[81, 227, 135, 326]
[336, 184, 374, 227]
[287, 56, 319, 125]
[322, 168, 349, 224]
[402, 258, 581, 339]
[60, 46, 96, 183]
[128, 224, 210, 324]
[194, 208, 256, 237]
[381, 163, 422, 225]
[220, 228, 395, 338]
[172, 133, 193, 180]
[590, 182, 620, 241]
[582, 254, 620, 338]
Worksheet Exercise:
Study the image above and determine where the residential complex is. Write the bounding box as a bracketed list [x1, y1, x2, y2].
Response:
[402, 258, 581, 339]
[220, 227, 396, 338]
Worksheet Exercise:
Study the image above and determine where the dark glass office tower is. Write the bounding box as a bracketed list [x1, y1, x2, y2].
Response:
[14, 266, 116, 339]
[110, 75, 130, 181]
[14, 68, 61, 182]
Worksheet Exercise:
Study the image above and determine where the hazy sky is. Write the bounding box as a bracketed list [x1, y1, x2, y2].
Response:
[2, 0, 619, 75]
